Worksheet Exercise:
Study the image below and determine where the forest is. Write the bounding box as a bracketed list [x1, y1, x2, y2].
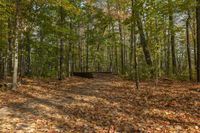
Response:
[0, 0, 199, 132]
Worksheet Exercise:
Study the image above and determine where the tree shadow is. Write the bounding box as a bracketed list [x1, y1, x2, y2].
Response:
[1, 76, 199, 132]
[6, 85, 140, 132]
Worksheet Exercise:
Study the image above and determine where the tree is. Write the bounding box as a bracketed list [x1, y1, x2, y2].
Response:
[168, 0, 177, 74]
[186, 11, 192, 80]
[134, 0, 152, 66]
[197, 0, 200, 82]
[0, 0, 197, 82]
[12, 0, 20, 90]
[131, 0, 139, 89]
[58, 6, 65, 80]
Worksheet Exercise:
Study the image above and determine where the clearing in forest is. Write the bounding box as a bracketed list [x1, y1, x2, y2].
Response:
[0, 74, 199, 132]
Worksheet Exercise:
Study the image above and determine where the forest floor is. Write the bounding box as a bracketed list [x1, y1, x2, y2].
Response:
[0, 74, 199, 133]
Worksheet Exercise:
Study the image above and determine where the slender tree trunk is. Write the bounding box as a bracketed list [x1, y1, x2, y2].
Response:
[167, 28, 171, 75]
[8, 17, 13, 76]
[59, 6, 64, 80]
[59, 37, 64, 79]
[86, 41, 89, 72]
[26, 31, 31, 76]
[68, 41, 72, 77]
[12, 0, 20, 90]
[130, 21, 134, 71]
[123, 31, 127, 72]
[86, 22, 90, 72]
[109, 45, 113, 72]
[68, 21, 73, 77]
[190, 16, 197, 75]
[131, 0, 139, 89]
[133, 23, 139, 89]
[118, 20, 124, 74]
[186, 12, 192, 80]
[192, 18, 197, 69]
[4, 18, 11, 80]
[0, 53, 3, 79]
[163, 21, 169, 75]
[72, 40, 75, 73]
[0, 22, 3, 79]
[78, 23, 83, 72]
[96, 41, 100, 72]
[196, 0, 200, 82]
[79, 38, 83, 72]
[107, 0, 113, 73]
[111, 23, 118, 73]
[4, 49, 8, 80]
[135, 13, 152, 66]
[19, 33, 25, 79]
[169, 13, 177, 74]
[155, 17, 161, 84]
[39, 30, 44, 77]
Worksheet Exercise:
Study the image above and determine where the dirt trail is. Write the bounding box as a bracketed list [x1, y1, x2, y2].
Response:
[0, 74, 199, 132]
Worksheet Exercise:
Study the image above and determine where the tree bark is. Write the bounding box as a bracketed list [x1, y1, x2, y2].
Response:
[167, 29, 171, 75]
[12, 0, 20, 90]
[186, 12, 192, 80]
[78, 23, 83, 72]
[169, 13, 177, 74]
[191, 18, 197, 69]
[58, 6, 64, 80]
[8, 17, 13, 76]
[135, 13, 152, 66]
[86, 27, 89, 72]
[26, 31, 31, 76]
[118, 20, 124, 74]
[196, 0, 200, 82]
[131, 0, 139, 89]
[168, 0, 177, 74]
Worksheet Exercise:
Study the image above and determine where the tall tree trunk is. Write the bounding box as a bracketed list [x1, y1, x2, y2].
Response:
[130, 21, 134, 71]
[135, 13, 152, 66]
[68, 41, 72, 77]
[111, 23, 118, 73]
[12, 0, 20, 90]
[26, 31, 31, 76]
[19, 33, 25, 79]
[169, 13, 177, 74]
[133, 21, 139, 89]
[8, 17, 13, 76]
[0, 21, 3, 79]
[190, 15, 197, 76]
[86, 22, 90, 72]
[72, 40, 75, 73]
[0, 53, 3, 79]
[68, 22, 73, 77]
[86, 40, 89, 72]
[4, 18, 12, 80]
[131, 0, 139, 89]
[118, 20, 124, 74]
[58, 6, 64, 80]
[196, 0, 200, 82]
[4, 49, 8, 80]
[78, 23, 83, 72]
[107, 0, 113, 73]
[186, 12, 192, 80]
[167, 29, 171, 75]
[109, 45, 113, 72]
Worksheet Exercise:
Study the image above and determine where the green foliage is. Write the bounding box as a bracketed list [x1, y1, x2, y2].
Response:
[0, 0, 197, 80]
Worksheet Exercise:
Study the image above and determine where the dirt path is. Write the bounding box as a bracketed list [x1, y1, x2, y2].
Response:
[0, 74, 199, 132]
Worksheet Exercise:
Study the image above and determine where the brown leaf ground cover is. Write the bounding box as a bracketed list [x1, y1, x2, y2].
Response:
[0, 74, 199, 133]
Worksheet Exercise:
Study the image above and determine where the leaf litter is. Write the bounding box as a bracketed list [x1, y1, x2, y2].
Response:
[0, 74, 199, 133]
